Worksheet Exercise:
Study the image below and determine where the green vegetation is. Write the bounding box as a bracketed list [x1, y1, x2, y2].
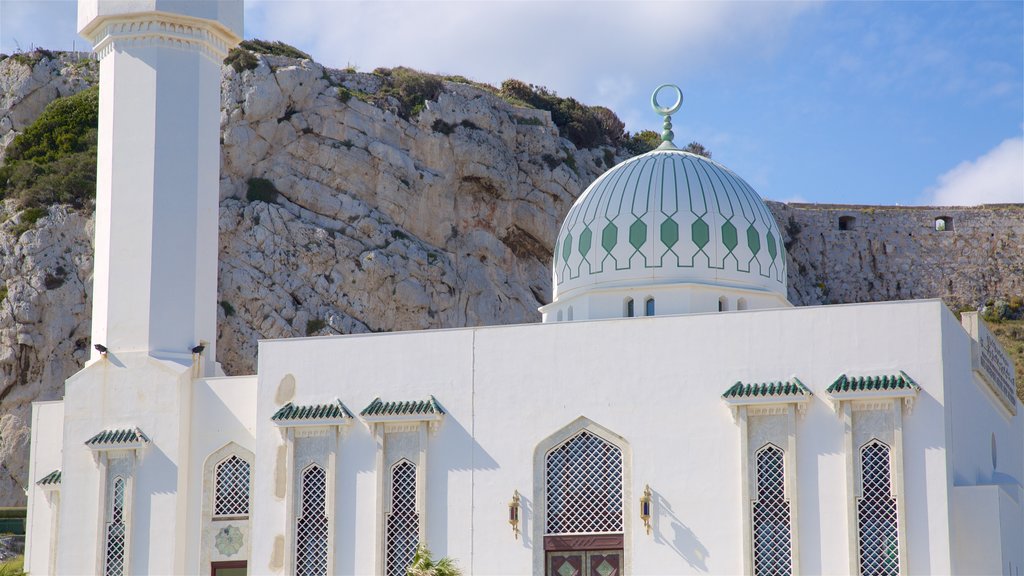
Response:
[9, 206, 48, 237]
[372, 67, 444, 119]
[0, 284, 7, 303]
[239, 39, 311, 60]
[499, 79, 622, 149]
[0, 86, 98, 211]
[224, 39, 311, 72]
[989, 318, 1024, 401]
[407, 544, 462, 576]
[306, 318, 326, 336]
[337, 87, 353, 103]
[623, 129, 661, 155]
[246, 177, 280, 203]
[684, 141, 712, 158]
[0, 556, 25, 576]
[9, 48, 54, 68]
[224, 47, 258, 72]
[220, 300, 235, 317]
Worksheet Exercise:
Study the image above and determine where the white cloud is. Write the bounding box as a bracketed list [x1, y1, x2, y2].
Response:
[926, 137, 1024, 206]
[245, 0, 814, 125]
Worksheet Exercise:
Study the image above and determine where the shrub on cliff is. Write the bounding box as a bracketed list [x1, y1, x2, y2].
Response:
[500, 79, 614, 149]
[0, 86, 98, 209]
[372, 67, 444, 119]
[238, 39, 311, 60]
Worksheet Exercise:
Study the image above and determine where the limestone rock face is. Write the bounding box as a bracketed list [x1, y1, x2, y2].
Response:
[0, 52, 1022, 505]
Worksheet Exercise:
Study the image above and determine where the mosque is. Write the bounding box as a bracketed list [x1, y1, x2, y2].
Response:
[21, 1, 1023, 575]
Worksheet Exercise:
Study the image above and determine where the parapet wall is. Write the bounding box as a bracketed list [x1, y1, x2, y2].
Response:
[768, 202, 1024, 307]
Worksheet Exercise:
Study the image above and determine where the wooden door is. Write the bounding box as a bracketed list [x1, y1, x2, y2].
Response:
[211, 560, 247, 576]
[547, 550, 622, 576]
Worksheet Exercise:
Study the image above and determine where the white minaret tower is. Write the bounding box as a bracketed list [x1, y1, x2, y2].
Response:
[79, 0, 242, 371]
[39, 3, 242, 575]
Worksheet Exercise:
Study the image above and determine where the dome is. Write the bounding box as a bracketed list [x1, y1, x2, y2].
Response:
[552, 147, 787, 303]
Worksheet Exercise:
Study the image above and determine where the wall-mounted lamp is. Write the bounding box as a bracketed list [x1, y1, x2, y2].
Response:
[508, 490, 520, 539]
[94, 344, 108, 356]
[640, 484, 652, 535]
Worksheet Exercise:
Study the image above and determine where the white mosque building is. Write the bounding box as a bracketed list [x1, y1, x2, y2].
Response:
[22, 1, 1024, 575]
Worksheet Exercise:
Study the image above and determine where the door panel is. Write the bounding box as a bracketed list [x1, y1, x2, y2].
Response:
[587, 551, 621, 576]
[546, 550, 622, 576]
[548, 551, 584, 576]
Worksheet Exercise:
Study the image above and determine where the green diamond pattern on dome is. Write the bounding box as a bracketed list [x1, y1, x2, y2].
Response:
[660, 218, 679, 249]
[746, 224, 760, 255]
[722, 220, 737, 252]
[691, 218, 709, 249]
[602, 222, 618, 252]
[629, 219, 647, 250]
[578, 226, 592, 258]
[552, 150, 788, 298]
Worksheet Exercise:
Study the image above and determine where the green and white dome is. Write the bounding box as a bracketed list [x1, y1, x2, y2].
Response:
[545, 86, 789, 321]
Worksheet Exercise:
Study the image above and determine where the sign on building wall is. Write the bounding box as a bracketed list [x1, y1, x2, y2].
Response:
[962, 312, 1017, 416]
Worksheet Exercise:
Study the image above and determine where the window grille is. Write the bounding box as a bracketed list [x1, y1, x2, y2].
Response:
[104, 477, 126, 576]
[214, 455, 250, 516]
[386, 461, 419, 576]
[545, 430, 623, 535]
[858, 440, 900, 575]
[752, 445, 791, 575]
[296, 465, 328, 576]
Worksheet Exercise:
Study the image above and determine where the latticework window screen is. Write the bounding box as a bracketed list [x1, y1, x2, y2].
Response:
[104, 477, 126, 576]
[214, 455, 251, 516]
[545, 430, 623, 535]
[752, 445, 792, 575]
[296, 465, 328, 576]
[858, 440, 900, 575]
[386, 461, 419, 576]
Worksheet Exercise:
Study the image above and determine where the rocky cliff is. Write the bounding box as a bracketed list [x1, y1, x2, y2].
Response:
[0, 51, 1020, 505]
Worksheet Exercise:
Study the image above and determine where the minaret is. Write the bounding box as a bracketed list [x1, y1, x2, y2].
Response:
[79, 0, 242, 372]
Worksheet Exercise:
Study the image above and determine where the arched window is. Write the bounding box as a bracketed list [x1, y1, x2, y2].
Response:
[858, 440, 899, 575]
[737, 298, 748, 311]
[719, 296, 729, 312]
[214, 455, 250, 517]
[386, 460, 419, 576]
[645, 297, 655, 317]
[296, 465, 328, 576]
[546, 430, 623, 535]
[839, 216, 856, 231]
[752, 445, 791, 575]
[625, 298, 634, 318]
[567, 306, 574, 321]
[105, 477, 126, 576]
[935, 216, 953, 232]
[556, 310, 563, 322]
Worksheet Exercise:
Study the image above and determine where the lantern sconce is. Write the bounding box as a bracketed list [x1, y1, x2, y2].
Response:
[509, 490, 521, 539]
[640, 484, 652, 535]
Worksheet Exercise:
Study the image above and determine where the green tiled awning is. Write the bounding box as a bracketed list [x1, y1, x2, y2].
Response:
[85, 427, 149, 449]
[827, 372, 920, 394]
[723, 379, 811, 399]
[361, 396, 444, 418]
[272, 400, 353, 426]
[37, 469, 61, 486]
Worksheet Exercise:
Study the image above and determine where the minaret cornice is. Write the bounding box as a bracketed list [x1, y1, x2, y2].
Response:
[81, 11, 241, 61]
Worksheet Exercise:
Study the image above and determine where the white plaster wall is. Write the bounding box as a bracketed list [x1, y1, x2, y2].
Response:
[251, 299, 960, 574]
[184, 375, 258, 573]
[24, 401, 65, 576]
[942, 308, 1024, 572]
[55, 354, 191, 575]
[542, 281, 789, 322]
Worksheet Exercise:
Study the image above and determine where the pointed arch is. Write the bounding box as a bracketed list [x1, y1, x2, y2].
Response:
[533, 417, 632, 575]
[386, 459, 419, 576]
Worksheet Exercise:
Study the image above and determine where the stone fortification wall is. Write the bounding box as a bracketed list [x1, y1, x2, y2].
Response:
[770, 202, 1024, 308]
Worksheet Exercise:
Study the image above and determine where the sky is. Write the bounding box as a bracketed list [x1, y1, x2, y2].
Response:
[1, 0, 1022, 206]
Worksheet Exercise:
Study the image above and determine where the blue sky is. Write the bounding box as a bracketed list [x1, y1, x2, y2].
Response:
[2, 0, 1022, 206]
